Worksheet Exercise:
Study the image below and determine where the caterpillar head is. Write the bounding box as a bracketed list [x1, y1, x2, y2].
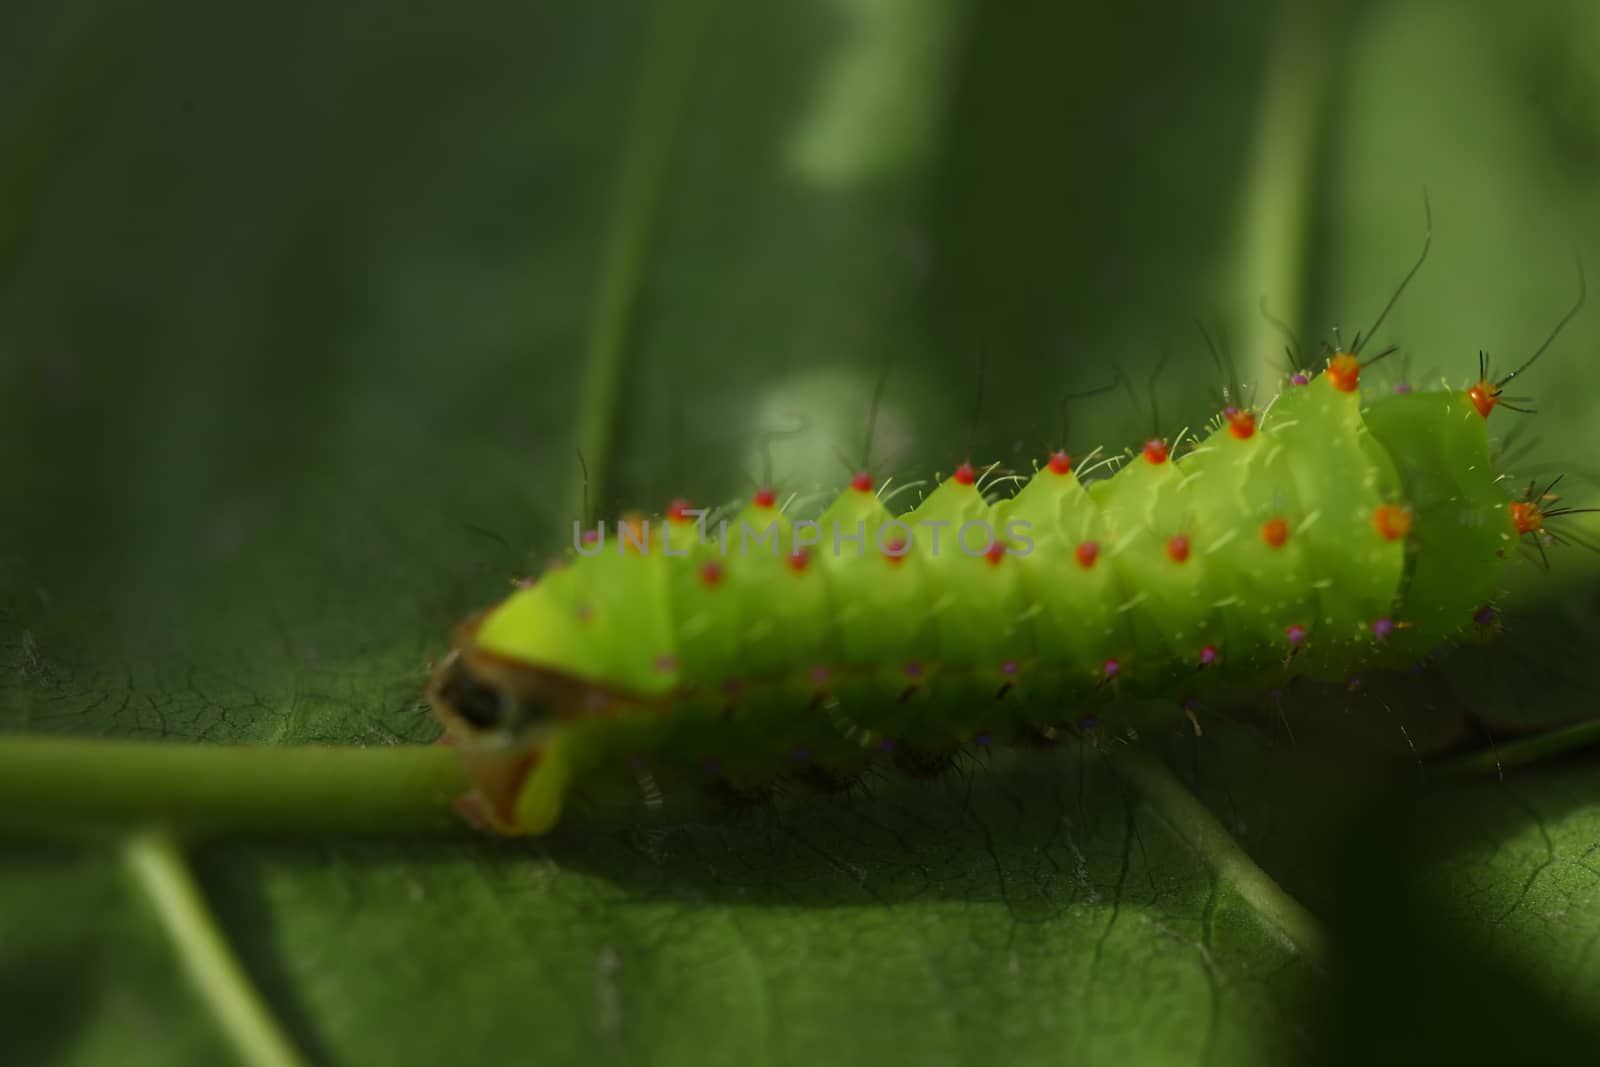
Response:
[426, 639, 580, 748]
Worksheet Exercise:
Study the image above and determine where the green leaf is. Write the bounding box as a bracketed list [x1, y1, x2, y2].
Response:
[4, 1, 1600, 1064]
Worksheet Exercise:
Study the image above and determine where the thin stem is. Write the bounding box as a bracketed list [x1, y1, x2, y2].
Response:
[1115, 747, 1331, 966]
[126, 832, 308, 1067]
[1234, 4, 1337, 387]
[0, 737, 467, 838]
[562, 0, 717, 534]
[1436, 718, 1600, 779]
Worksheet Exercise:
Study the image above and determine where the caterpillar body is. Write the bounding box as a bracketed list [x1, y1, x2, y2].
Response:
[427, 356, 1566, 835]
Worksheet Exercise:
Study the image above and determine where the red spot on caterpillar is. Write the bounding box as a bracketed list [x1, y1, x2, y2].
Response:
[882, 537, 909, 565]
[1075, 540, 1099, 569]
[1373, 504, 1413, 541]
[787, 548, 811, 574]
[1286, 623, 1307, 646]
[850, 471, 873, 493]
[1327, 354, 1361, 393]
[699, 561, 724, 587]
[953, 463, 976, 486]
[1101, 659, 1121, 679]
[1142, 439, 1169, 465]
[1199, 644, 1218, 666]
[1371, 616, 1395, 640]
[1225, 407, 1256, 440]
[753, 487, 777, 508]
[666, 498, 693, 522]
[1047, 450, 1073, 475]
[1510, 500, 1544, 535]
[984, 541, 1006, 566]
[1468, 380, 1500, 418]
[1166, 534, 1191, 563]
[1260, 516, 1289, 548]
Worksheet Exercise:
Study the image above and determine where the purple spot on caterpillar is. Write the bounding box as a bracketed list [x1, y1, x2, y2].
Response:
[1286, 623, 1307, 646]
[1371, 616, 1395, 640]
[877, 738, 896, 752]
[809, 665, 829, 686]
[1394, 382, 1414, 395]
[654, 654, 678, 673]
[1078, 716, 1099, 731]
[791, 746, 810, 762]
[1199, 644, 1218, 666]
[581, 528, 600, 546]
[1001, 659, 1019, 676]
[1101, 658, 1121, 678]
[973, 731, 993, 747]
[904, 662, 924, 678]
[1291, 372, 1310, 386]
[1474, 604, 1498, 625]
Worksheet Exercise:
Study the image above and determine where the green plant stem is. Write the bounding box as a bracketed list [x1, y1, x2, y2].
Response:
[1234, 3, 1337, 388]
[126, 831, 308, 1067]
[1436, 718, 1600, 779]
[1116, 747, 1331, 966]
[564, 0, 716, 531]
[0, 737, 467, 838]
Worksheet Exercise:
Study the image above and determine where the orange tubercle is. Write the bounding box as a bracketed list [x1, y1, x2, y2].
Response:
[850, 471, 873, 493]
[1372, 504, 1413, 541]
[753, 487, 777, 509]
[1260, 516, 1289, 548]
[953, 463, 977, 486]
[1074, 540, 1100, 569]
[1047, 450, 1073, 476]
[1468, 380, 1500, 418]
[1225, 407, 1256, 440]
[882, 537, 909, 565]
[666, 498, 694, 522]
[1166, 534, 1191, 563]
[619, 513, 650, 554]
[1326, 354, 1361, 393]
[984, 541, 1006, 566]
[1143, 439, 1169, 465]
[1510, 500, 1544, 536]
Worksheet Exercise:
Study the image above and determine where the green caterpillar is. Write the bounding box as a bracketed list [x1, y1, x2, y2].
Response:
[426, 344, 1589, 835]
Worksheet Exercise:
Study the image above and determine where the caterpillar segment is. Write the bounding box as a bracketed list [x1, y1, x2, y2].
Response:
[429, 363, 1522, 834]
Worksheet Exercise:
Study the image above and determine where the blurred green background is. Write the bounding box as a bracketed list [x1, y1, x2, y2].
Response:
[4, 1, 1600, 1064]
